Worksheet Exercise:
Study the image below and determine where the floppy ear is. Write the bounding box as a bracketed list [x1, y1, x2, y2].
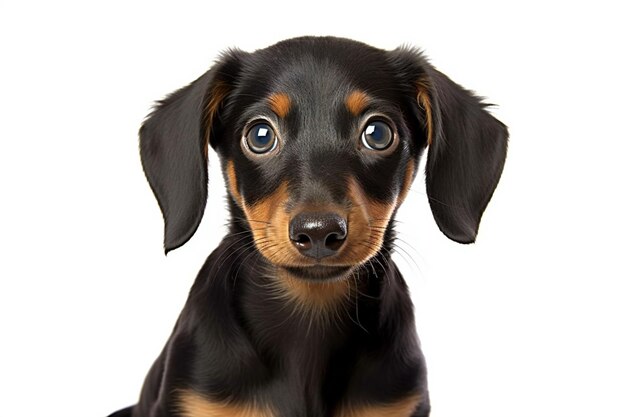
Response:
[140, 52, 242, 253]
[390, 48, 508, 243]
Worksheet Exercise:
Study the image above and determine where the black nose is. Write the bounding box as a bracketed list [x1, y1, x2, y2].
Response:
[289, 212, 347, 259]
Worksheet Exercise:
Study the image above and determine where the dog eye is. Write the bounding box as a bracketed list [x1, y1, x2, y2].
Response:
[245, 123, 278, 154]
[361, 120, 394, 151]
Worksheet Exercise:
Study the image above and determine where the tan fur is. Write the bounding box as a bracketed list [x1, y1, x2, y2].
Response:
[416, 79, 434, 145]
[241, 181, 293, 265]
[345, 90, 370, 116]
[239, 175, 403, 312]
[270, 267, 351, 314]
[397, 159, 416, 206]
[336, 393, 421, 417]
[226, 160, 243, 207]
[177, 390, 274, 417]
[242, 185, 349, 309]
[241, 179, 396, 270]
[267, 93, 291, 118]
[344, 177, 397, 264]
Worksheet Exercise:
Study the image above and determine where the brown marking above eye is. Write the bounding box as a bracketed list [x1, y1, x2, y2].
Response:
[416, 79, 434, 145]
[345, 90, 370, 116]
[267, 92, 291, 118]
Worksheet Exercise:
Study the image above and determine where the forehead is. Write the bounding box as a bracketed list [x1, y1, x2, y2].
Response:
[229, 39, 401, 119]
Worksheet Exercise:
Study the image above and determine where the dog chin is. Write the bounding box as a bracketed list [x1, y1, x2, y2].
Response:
[281, 265, 354, 282]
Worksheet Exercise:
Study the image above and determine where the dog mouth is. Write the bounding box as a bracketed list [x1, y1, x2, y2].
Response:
[282, 265, 353, 281]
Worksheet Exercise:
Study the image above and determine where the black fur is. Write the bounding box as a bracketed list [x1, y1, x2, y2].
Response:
[112, 36, 507, 417]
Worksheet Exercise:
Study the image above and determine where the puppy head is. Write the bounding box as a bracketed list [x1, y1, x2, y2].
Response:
[140, 37, 507, 281]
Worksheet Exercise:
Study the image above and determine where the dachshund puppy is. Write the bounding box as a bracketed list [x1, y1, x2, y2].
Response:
[110, 36, 507, 417]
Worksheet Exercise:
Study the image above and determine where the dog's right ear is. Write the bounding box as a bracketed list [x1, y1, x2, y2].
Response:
[388, 47, 508, 244]
[140, 51, 243, 254]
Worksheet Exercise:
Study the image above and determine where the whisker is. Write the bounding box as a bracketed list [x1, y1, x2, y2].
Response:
[347, 271, 369, 334]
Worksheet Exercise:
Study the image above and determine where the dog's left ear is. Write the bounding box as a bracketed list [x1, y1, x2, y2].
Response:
[140, 51, 243, 253]
[389, 48, 508, 243]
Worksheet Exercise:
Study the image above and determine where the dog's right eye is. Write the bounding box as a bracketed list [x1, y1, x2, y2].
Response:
[245, 123, 278, 154]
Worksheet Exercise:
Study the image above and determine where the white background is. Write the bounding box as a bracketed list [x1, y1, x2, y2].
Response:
[1, 1, 625, 416]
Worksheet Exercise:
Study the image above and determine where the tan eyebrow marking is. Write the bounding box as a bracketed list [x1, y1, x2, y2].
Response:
[345, 90, 370, 116]
[267, 93, 291, 118]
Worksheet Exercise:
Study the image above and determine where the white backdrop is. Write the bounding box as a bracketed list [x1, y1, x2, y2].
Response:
[1, 1, 625, 416]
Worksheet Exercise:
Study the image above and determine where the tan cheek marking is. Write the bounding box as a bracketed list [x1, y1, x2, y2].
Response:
[336, 393, 421, 417]
[416, 79, 434, 145]
[226, 160, 243, 207]
[345, 177, 397, 263]
[177, 389, 275, 417]
[345, 90, 370, 116]
[267, 92, 291, 118]
[242, 182, 296, 264]
[244, 178, 398, 268]
[397, 159, 416, 206]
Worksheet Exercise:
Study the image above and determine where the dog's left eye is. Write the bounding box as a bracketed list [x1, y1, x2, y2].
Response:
[361, 120, 394, 151]
[245, 123, 278, 154]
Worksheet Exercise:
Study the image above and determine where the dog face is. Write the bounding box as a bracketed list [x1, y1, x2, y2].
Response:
[140, 37, 507, 280]
[216, 40, 422, 280]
